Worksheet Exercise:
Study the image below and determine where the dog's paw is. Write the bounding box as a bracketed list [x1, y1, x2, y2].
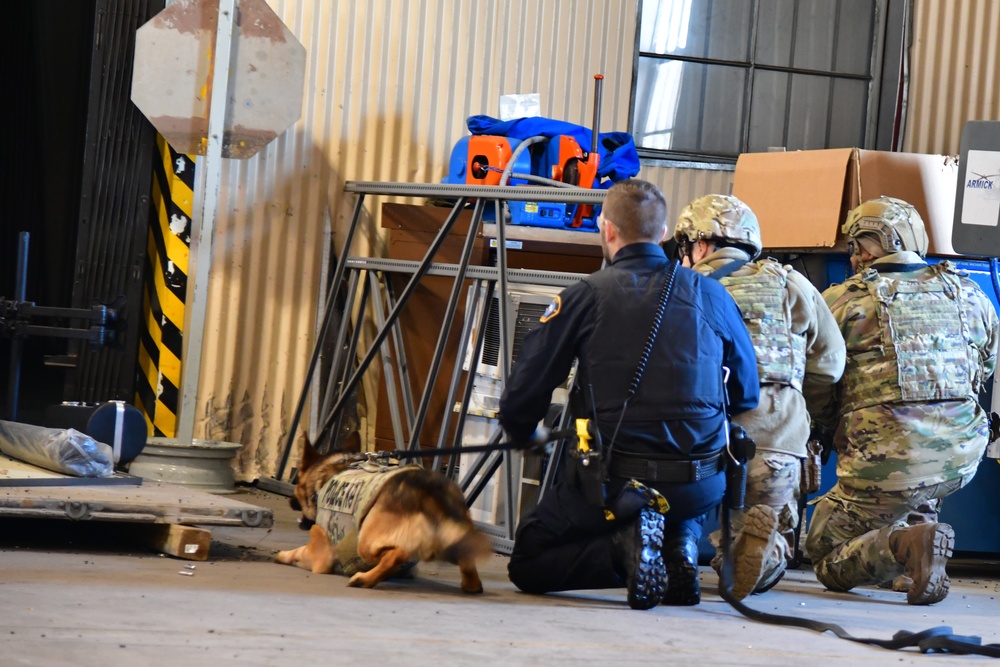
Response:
[460, 572, 484, 594]
[348, 573, 373, 588]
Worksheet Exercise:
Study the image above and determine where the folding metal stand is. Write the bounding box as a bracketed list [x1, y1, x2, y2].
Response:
[268, 181, 606, 552]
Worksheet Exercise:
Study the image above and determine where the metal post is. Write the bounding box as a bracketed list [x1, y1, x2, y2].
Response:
[176, 0, 237, 444]
[369, 271, 408, 452]
[383, 278, 416, 431]
[433, 278, 484, 474]
[591, 74, 604, 154]
[5, 233, 30, 420]
[407, 199, 486, 452]
[445, 280, 495, 480]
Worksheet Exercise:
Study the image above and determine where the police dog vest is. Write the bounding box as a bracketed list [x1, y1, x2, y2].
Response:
[720, 259, 806, 391]
[315, 460, 421, 575]
[840, 263, 977, 413]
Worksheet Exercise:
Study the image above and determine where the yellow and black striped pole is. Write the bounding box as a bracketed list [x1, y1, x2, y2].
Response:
[136, 134, 194, 437]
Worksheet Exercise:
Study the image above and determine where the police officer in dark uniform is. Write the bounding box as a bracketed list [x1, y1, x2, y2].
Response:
[501, 179, 759, 610]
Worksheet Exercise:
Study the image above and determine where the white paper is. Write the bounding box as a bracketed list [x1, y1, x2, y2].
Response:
[499, 93, 541, 121]
[961, 149, 1000, 227]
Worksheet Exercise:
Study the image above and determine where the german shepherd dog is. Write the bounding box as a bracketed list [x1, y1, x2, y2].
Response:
[276, 433, 492, 593]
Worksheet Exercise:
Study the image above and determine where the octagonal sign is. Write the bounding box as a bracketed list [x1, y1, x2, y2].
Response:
[131, 0, 305, 159]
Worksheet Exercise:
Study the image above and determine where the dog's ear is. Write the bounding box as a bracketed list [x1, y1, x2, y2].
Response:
[298, 434, 323, 474]
[343, 430, 362, 452]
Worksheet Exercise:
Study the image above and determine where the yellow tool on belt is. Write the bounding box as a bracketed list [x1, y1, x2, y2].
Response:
[575, 418, 593, 453]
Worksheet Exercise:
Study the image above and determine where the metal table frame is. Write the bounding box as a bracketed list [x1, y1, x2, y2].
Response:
[271, 181, 606, 552]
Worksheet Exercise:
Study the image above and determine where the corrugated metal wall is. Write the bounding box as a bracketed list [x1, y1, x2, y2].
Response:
[904, 0, 1000, 154]
[195, 0, 723, 481]
[639, 163, 734, 225]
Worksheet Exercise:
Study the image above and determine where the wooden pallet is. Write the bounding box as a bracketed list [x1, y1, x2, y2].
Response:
[0, 453, 273, 560]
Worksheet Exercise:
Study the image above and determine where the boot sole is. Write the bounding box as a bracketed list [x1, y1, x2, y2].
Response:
[908, 524, 954, 606]
[732, 505, 781, 600]
[628, 509, 666, 610]
[663, 558, 700, 606]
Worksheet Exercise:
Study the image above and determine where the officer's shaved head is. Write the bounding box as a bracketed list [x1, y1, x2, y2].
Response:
[601, 179, 668, 244]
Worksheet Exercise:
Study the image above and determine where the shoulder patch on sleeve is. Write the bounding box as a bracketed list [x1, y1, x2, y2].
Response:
[539, 296, 561, 323]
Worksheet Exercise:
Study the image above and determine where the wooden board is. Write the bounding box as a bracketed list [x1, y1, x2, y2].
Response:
[132, 524, 213, 560]
[0, 453, 271, 561]
[0, 454, 65, 481]
[0, 451, 143, 487]
[0, 479, 273, 528]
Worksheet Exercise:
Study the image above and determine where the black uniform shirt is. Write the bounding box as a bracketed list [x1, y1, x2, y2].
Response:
[499, 242, 759, 458]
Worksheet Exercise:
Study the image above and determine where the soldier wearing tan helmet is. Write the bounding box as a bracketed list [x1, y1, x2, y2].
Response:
[674, 194, 846, 601]
[806, 196, 999, 605]
[842, 195, 930, 272]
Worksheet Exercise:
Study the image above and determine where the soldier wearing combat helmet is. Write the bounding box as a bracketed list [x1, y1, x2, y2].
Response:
[675, 194, 846, 601]
[806, 196, 999, 605]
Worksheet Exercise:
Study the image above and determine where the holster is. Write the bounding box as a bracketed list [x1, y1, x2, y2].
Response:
[724, 424, 756, 511]
[567, 447, 608, 507]
[567, 418, 608, 507]
[725, 458, 748, 510]
[801, 440, 823, 494]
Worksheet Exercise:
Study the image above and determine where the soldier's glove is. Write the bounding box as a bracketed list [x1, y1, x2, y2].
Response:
[810, 422, 835, 465]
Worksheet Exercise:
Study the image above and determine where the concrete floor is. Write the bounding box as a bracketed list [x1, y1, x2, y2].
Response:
[1, 487, 999, 666]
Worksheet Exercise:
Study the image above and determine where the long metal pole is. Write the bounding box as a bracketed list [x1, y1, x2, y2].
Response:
[5, 233, 30, 420]
[445, 280, 496, 481]
[407, 199, 486, 452]
[176, 0, 236, 444]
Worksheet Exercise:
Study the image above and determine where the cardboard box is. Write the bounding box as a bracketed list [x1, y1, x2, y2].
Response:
[732, 148, 960, 255]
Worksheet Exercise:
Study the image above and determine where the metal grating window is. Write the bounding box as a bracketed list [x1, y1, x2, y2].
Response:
[631, 0, 891, 163]
[512, 303, 549, 364]
[478, 297, 550, 368]
[480, 296, 502, 368]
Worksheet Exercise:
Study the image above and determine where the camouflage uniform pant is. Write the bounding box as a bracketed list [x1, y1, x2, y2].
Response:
[710, 450, 801, 589]
[804, 474, 971, 592]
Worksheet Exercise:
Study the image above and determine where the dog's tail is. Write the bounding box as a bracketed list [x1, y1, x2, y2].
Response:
[442, 523, 494, 563]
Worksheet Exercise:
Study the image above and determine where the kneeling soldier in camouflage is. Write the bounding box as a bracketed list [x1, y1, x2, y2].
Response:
[675, 194, 846, 599]
[806, 197, 999, 605]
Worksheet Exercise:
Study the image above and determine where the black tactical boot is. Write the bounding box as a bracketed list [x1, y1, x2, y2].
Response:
[662, 530, 700, 605]
[611, 507, 666, 610]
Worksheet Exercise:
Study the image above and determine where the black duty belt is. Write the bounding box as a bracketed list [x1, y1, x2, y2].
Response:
[608, 450, 726, 483]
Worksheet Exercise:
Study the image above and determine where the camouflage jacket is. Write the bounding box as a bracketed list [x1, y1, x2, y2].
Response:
[692, 247, 846, 457]
[821, 251, 999, 490]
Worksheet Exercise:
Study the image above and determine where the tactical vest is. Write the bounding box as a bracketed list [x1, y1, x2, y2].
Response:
[840, 262, 979, 413]
[719, 259, 806, 391]
[583, 263, 725, 424]
[315, 461, 421, 575]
